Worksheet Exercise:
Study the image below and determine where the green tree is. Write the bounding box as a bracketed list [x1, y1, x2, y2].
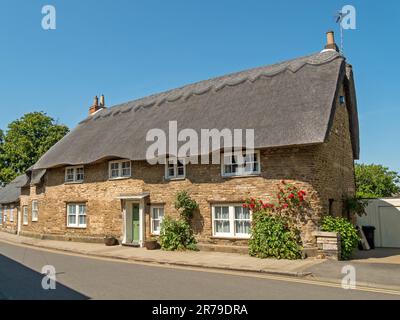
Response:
[355, 163, 400, 198]
[0, 112, 69, 184]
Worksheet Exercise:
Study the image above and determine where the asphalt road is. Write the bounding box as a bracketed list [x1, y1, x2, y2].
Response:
[0, 241, 399, 300]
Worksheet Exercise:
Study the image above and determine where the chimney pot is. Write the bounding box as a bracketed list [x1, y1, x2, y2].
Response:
[89, 95, 102, 115]
[100, 95, 105, 107]
[324, 31, 339, 52]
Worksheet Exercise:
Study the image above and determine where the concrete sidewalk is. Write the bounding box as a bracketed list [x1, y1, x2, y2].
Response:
[0, 232, 320, 277]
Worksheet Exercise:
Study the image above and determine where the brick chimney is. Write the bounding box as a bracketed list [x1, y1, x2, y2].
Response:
[324, 31, 339, 52]
[89, 95, 106, 115]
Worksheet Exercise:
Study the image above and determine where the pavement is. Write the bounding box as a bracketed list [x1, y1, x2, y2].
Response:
[0, 232, 320, 277]
[1, 231, 400, 292]
[1, 240, 399, 300]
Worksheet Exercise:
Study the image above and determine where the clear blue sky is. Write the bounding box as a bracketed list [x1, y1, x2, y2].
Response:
[0, 0, 399, 172]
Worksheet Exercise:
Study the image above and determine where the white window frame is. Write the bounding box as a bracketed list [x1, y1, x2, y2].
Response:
[10, 206, 14, 222]
[165, 157, 186, 180]
[65, 166, 84, 183]
[32, 200, 39, 222]
[221, 150, 261, 178]
[108, 160, 131, 179]
[67, 203, 87, 228]
[211, 204, 252, 239]
[23, 206, 28, 225]
[3, 207, 7, 223]
[150, 206, 165, 235]
[0, 206, 3, 225]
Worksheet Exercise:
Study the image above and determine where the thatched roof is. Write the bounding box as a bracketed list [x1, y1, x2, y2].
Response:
[33, 50, 359, 170]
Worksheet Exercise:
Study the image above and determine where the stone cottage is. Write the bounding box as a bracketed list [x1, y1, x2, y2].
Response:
[5, 32, 359, 252]
[0, 174, 28, 234]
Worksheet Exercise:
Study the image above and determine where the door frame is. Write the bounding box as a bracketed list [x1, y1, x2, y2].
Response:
[122, 199, 145, 247]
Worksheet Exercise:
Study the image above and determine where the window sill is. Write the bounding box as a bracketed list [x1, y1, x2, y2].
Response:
[65, 181, 84, 185]
[109, 176, 131, 181]
[66, 226, 87, 229]
[165, 177, 186, 181]
[222, 174, 261, 179]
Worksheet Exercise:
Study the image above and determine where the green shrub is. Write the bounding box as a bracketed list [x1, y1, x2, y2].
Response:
[159, 217, 197, 251]
[321, 216, 360, 260]
[249, 212, 302, 260]
[175, 191, 199, 220]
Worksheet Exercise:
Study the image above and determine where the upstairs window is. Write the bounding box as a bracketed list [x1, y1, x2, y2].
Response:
[65, 166, 84, 183]
[109, 160, 131, 179]
[32, 200, 39, 222]
[166, 158, 186, 180]
[222, 150, 260, 177]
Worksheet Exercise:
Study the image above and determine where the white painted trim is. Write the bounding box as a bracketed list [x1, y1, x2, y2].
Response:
[66, 203, 87, 228]
[31, 200, 39, 222]
[221, 150, 261, 178]
[65, 166, 85, 183]
[108, 159, 132, 180]
[211, 203, 252, 239]
[122, 199, 146, 247]
[150, 205, 165, 235]
[165, 157, 186, 180]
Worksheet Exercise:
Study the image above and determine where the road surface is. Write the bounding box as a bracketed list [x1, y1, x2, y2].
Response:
[0, 240, 398, 300]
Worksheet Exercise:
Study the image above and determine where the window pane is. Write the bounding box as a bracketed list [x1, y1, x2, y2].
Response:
[68, 215, 76, 225]
[68, 205, 76, 214]
[79, 205, 86, 214]
[153, 220, 160, 232]
[177, 166, 184, 176]
[221, 206, 229, 219]
[214, 207, 222, 219]
[235, 221, 251, 235]
[79, 215, 86, 226]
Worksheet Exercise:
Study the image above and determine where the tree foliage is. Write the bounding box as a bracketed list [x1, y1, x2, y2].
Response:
[355, 163, 400, 198]
[0, 112, 69, 184]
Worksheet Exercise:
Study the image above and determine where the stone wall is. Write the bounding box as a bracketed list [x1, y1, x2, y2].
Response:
[18, 83, 356, 248]
[0, 203, 19, 234]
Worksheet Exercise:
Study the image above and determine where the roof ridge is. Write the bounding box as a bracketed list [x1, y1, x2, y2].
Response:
[80, 51, 342, 124]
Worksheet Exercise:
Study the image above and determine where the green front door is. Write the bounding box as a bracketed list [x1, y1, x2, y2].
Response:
[132, 204, 140, 242]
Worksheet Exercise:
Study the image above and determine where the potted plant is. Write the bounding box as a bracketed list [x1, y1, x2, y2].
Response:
[104, 235, 118, 246]
[144, 237, 159, 250]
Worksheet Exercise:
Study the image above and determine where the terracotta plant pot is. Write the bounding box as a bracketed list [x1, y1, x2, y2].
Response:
[104, 236, 118, 246]
[145, 240, 159, 250]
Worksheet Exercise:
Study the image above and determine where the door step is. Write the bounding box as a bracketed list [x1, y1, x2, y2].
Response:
[122, 242, 141, 248]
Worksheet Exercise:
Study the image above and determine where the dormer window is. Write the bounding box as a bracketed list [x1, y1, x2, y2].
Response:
[165, 157, 186, 180]
[109, 160, 131, 179]
[65, 166, 84, 183]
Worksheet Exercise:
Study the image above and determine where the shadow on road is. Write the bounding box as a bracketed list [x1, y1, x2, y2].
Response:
[0, 254, 89, 300]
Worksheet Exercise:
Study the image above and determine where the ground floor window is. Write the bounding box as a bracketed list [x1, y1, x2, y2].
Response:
[0, 206, 3, 225]
[23, 206, 28, 225]
[212, 204, 251, 238]
[151, 206, 164, 235]
[10, 206, 14, 222]
[67, 203, 87, 228]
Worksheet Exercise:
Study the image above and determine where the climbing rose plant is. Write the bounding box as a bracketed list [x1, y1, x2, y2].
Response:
[244, 181, 306, 260]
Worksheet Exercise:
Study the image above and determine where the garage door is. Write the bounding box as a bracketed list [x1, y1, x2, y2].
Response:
[379, 206, 400, 248]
